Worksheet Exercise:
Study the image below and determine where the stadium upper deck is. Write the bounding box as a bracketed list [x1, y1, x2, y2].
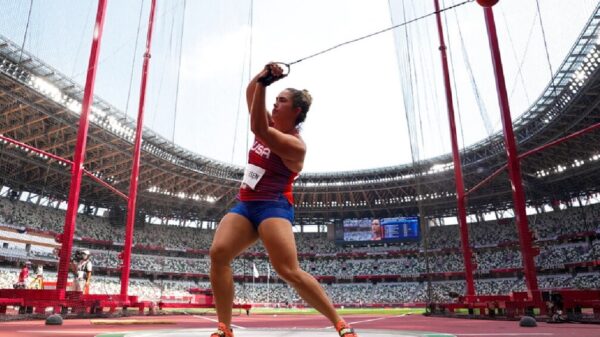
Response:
[0, 5, 600, 224]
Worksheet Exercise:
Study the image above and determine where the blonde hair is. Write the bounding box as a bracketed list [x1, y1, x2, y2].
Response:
[286, 88, 312, 125]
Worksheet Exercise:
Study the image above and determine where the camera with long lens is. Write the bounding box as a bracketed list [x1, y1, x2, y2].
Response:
[72, 249, 89, 262]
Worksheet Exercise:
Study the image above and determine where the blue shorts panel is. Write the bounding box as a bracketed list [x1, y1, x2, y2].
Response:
[229, 195, 294, 229]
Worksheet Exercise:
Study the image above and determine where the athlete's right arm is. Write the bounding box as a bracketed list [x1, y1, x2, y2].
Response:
[246, 69, 270, 117]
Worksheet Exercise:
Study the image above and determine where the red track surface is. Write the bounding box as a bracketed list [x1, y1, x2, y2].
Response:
[0, 314, 598, 337]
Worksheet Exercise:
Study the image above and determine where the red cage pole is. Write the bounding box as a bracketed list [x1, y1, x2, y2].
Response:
[0, 134, 127, 200]
[466, 121, 600, 197]
[482, 5, 539, 295]
[82, 169, 129, 200]
[0, 135, 74, 165]
[56, 0, 108, 292]
[120, 0, 157, 297]
[433, 0, 475, 296]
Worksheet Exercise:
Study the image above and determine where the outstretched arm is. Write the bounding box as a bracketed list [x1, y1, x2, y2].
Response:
[249, 67, 271, 139]
[246, 68, 270, 117]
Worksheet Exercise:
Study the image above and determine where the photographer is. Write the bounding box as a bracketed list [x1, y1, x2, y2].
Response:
[71, 249, 92, 294]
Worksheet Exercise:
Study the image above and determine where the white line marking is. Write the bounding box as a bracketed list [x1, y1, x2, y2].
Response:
[456, 332, 554, 336]
[18, 330, 128, 334]
[321, 313, 407, 329]
[17, 329, 555, 337]
[192, 315, 246, 329]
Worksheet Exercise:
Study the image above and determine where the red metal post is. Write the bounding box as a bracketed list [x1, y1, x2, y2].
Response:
[0, 135, 74, 165]
[466, 121, 600, 197]
[0, 134, 127, 200]
[120, 0, 157, 297]
[482, 6, 539, 294]
[519, 121, 600, 159]
[434, 0, 475, 296]
[465, 164, 506, 197]
[82, 169, 129, 200]
[56, 0, 108, 291]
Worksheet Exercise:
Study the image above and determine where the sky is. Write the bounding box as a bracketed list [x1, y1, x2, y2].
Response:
[0, 0, 598, 172]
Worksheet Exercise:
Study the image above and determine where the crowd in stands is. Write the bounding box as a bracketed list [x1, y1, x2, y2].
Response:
[0, 197, 216, 250]
[78, 243, 596, 277]
[2, 196, 599, 255]
[0, 195, 599, 306]
[0, 266, 597, 305]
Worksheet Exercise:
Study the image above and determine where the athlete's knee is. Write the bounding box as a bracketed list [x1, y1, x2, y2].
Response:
[209, 244, 234, 266]
[274, 265, 304, 285]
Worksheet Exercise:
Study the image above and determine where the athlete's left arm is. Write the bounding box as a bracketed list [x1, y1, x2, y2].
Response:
[261, 127, 306, 164]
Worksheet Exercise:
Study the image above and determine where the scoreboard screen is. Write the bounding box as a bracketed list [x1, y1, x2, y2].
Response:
[336, 216, 420, 244]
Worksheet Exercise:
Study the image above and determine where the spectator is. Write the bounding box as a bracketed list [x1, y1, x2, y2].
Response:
[14, 261, 29, 289]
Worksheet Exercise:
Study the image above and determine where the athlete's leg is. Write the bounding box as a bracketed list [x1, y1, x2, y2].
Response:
[209, 213, 258, 328]
[258, 218, 341, 324]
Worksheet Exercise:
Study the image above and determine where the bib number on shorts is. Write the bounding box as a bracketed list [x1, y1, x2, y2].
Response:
[242, 164, 266, 190]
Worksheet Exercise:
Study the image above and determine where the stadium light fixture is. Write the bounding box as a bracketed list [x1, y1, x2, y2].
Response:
[67, 100, 81, 114]
[428, 162, 453, 174]
[32, 76, 62, 102]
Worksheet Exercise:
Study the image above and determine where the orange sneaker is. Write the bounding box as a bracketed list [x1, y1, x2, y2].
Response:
[335, 320, 358, 337]
[210, 322, 234, 337]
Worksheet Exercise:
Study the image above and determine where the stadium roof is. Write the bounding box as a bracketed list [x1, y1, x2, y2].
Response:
[1, 6, 600, 223]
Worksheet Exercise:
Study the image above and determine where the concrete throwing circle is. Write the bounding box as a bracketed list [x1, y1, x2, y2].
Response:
[96, 328, 457, 337]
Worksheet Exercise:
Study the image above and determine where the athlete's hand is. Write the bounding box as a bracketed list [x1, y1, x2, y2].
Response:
[257, 62, 286, 86]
